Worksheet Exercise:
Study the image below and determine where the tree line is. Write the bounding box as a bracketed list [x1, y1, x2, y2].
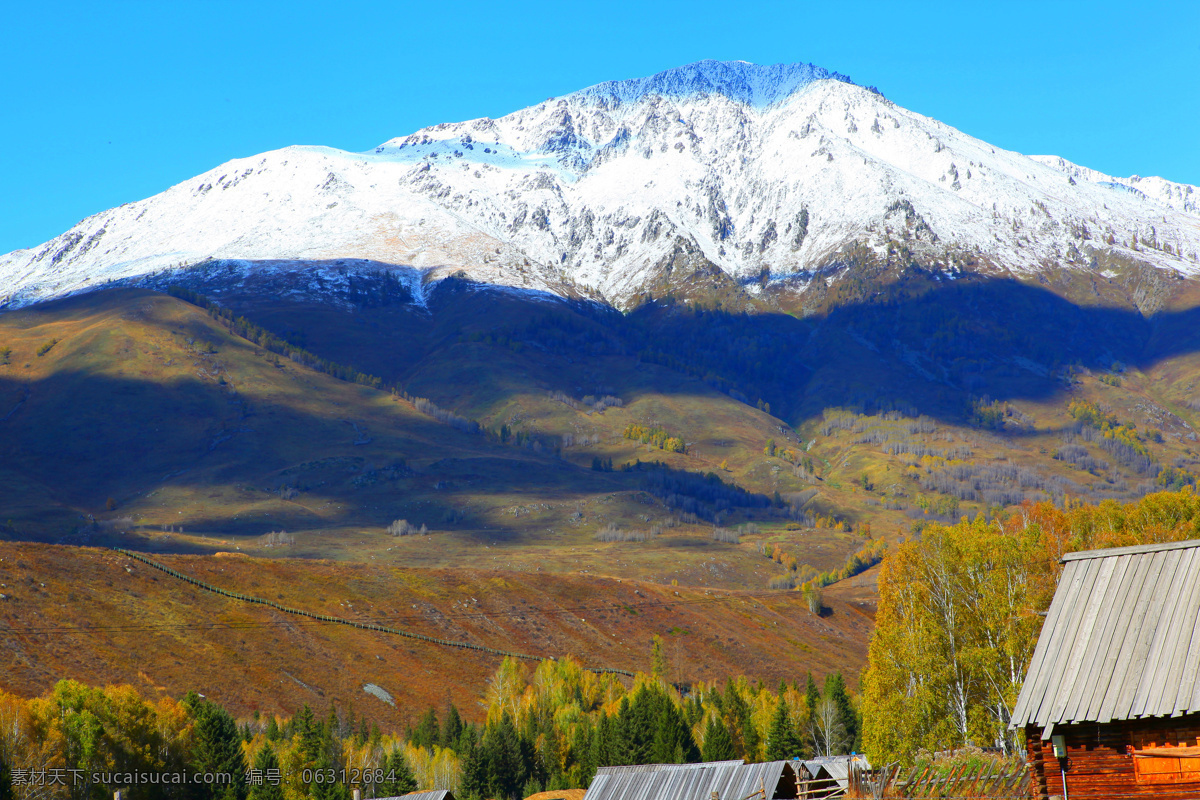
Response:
[0, 656, 864, 800]
[166, 286, 384, 390]
[861, 488, 1200, 765]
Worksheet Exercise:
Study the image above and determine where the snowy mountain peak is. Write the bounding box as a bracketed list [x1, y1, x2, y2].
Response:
[2, 61, 1199, 310]
[569, 60, 858, 109]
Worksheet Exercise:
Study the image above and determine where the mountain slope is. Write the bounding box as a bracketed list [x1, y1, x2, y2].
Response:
[3, 60, 1198, 309]
[0, 543, 877, 719]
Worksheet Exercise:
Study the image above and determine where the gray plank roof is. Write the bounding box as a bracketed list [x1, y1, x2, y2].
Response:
[582, 760, 796, 800]
[1010, 538, 1200, 737]
[376, 792, 454, 800]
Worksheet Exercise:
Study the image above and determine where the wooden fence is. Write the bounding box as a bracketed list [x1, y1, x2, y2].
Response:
[845, 761, 1031, 799]
[110, 547, 636, 677]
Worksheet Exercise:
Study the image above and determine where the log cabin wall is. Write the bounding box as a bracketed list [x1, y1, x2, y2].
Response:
[1025, 714, 1200, 800]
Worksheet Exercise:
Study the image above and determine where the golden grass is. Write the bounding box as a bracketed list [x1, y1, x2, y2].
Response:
[0, 542, 874, 723]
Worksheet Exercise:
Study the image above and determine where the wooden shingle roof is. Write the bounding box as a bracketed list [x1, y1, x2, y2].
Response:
[582, 760, 797, 800]
[1010, 539, 1200, 737]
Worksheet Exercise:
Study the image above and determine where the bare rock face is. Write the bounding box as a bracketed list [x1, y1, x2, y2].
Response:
[2, 60, 1199, 310]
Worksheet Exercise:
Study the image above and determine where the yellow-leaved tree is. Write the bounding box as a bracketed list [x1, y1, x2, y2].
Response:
[861, 516, 1041, 764]
[862, 489, 1200, 766]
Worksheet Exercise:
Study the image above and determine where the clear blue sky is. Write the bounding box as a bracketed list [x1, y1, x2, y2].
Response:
[3, 0, 1197, 254]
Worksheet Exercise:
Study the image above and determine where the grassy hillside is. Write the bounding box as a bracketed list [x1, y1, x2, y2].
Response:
[7, 258, 1200, 723]
[197, 265, 1200, 542]
[0, 287, 878, 591]
[0, 543, 876, 722]
[6, 269, 1200, 591]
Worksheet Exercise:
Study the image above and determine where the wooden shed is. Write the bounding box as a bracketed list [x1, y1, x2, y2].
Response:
[582, 760, 801, 800]
[1009, 539, 1200, 799]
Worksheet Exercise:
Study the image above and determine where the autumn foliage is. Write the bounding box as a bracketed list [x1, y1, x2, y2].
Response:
[621, 424, 686, 454]
[862, 489, 1200, 765]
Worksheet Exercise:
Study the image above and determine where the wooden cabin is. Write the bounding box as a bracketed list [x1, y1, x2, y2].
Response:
[1009, 539, 1200, 799]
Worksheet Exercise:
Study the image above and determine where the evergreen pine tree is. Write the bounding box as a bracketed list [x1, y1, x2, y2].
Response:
[488, 713, 525, 800]
[295, 704, 322, 763]
[440, 704, 464, 750]
[824, 673, 859, 752]
[613, 693, 653, 766]
[765, 699, 802, 761]
[683, 695, 705, 729]
[248, 745, 284, 800]
[721, 682, 756, 759]
[0, 749, 12, 800]
[591, 714, 612, 771]
[609, 699, 632, 765]
[455, 724, 479, 758]
[311, 752, 347, 800]
[534, 714, 563, 789]
[184, 693, 247, 800]
[377, 749, 417, 797]
[459, 758, 488, 800]
[411, 708, 440, 750]
[323, 708, 345, 765]
[357, 717, 369, 746]
[265, 717, 282, 742]
[700, 716, 737, 762]
[649, 694, 699, 764]
[571, 716, 597, 788]
[805, 673, 820, 715]
[517, 717, 543, 793]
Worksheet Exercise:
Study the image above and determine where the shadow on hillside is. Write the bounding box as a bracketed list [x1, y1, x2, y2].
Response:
[617, 276, 1200, 423]
[7, 267, 1200, 540]
[0, 361, 617, 542]
[90, 263, 1200, 431]
[0, 357, 783, 545]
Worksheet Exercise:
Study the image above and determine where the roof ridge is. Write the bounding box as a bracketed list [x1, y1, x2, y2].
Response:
[1062, 538, 1200, 562]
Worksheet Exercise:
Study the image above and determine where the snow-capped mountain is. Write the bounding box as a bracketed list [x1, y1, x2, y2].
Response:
[3, 59, 1199, 309]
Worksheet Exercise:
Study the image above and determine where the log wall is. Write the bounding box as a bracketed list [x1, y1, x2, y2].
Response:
[1025, 714, 1200, 800]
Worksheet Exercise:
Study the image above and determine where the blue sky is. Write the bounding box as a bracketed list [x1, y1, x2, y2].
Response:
[2, 0, 1197, 254]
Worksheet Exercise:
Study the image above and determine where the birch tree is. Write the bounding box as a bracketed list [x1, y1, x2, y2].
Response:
[861, 516, 1040, 763]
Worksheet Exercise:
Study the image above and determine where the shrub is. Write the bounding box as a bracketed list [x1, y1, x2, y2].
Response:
[388, 519, 427, 536]
[262, 530, 295, 547]
[595, 524, 650, 542]
[711, 527, 740, 544]
[802, 583, 823, 614]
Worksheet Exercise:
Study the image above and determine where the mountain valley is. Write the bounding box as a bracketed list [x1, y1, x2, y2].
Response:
[4, 59, 1200, 711]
